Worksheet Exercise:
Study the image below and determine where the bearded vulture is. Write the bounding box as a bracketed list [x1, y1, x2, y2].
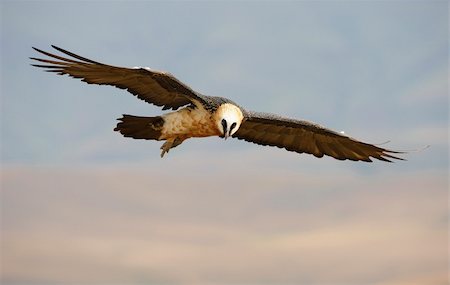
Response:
[30, 46, 403, 162]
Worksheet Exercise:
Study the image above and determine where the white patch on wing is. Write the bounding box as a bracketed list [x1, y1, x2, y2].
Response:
[132, 66, 165, 73]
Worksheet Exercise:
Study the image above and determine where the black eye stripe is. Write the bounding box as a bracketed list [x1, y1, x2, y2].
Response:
[221, 119, 227, 133]
[230, 122, 237, 131]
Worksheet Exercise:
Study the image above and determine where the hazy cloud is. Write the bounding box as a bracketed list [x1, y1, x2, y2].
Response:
[1, 166, 447, 285]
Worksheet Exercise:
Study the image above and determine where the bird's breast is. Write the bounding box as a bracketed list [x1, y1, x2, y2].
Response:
[160, 106, 220, 139]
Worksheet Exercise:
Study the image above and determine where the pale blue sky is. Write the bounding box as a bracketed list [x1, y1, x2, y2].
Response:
[1, 0, 447, 168]
[1, 1, 448, 285]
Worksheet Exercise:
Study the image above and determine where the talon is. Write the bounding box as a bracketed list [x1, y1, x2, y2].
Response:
[159, 138, 185, 158]
[160, 141, 172, 158]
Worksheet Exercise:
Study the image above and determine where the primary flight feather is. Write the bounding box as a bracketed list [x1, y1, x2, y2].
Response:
[31, 46, 403, 162]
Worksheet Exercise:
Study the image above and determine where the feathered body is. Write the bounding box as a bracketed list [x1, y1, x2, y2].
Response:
[31, 46, 404, 162]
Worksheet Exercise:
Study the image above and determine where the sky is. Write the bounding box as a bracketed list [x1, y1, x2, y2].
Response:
[1, 1, 448, 285]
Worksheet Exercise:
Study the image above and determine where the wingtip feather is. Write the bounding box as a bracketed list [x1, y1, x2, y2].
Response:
[50, 45, 102, 64]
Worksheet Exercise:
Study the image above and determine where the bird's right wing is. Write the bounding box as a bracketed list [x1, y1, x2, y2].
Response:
[233, 111, 404, 162]
[31, 45, 205, 110]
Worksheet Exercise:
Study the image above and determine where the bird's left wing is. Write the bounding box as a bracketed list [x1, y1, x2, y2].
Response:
[233, 111, 403, 162]
[30, 45, 205, 110]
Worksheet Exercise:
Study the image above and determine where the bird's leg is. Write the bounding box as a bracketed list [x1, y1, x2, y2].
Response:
[160, 137, 184, 158]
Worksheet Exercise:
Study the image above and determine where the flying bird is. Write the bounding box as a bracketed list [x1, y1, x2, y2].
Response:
[30, 46, 403, 162]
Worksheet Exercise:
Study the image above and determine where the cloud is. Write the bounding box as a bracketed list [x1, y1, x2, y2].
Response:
[1, 166, 447, 285]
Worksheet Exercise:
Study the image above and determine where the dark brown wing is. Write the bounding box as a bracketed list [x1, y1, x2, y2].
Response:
[30, 45, 205, 110]
[233, 111, 404, 162]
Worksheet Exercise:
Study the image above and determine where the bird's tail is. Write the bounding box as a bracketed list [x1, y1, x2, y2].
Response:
[114, 114, 164, 140]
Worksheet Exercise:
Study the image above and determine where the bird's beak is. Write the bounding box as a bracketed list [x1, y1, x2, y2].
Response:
[224, 132, 229, 140]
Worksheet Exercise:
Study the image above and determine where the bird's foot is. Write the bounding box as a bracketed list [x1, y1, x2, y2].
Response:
[160, 137, 184, 158]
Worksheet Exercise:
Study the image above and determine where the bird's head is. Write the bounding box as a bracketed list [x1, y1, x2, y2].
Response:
[214, 103, 244, 139]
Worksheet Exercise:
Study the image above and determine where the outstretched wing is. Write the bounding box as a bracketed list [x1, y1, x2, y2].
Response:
[30, 45, 205, 110]
[233, 111, 403, 162]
